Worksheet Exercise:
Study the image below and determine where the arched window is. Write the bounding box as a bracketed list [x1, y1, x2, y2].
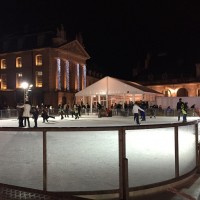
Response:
[177, 88, 188, 97]
[35, 54, 43, 66]
[1, 59, 6, 69]
[16, 57, 22, 68]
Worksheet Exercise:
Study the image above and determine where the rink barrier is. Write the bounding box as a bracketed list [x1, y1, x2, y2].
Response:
[0, 108, 197, 119]
[0, 120, 199, 200]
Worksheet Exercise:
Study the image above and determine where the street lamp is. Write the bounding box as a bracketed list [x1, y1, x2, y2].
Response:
[21, 82, 33, 103]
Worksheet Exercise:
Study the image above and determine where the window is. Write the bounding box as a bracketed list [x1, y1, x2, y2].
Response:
[0, 74, 7, 89]
[16, 57, 22, 68]
[16, 73, 23, 88]
[35, 71, 43, 87]
[1, 59, 6, 69]
[35, 54, 42, 66]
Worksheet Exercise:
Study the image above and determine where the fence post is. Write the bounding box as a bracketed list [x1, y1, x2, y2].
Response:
[195, 123, 200, 173]
[174, 126, 179, 177]
[123, 158, 129, 200]
[43, 130, 47, 192]
[119, 128, 129, 200]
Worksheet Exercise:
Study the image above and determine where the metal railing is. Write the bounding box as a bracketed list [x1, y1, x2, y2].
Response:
[0, 108, 197, 119]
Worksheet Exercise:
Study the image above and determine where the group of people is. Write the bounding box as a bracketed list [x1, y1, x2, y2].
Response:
[16, 98, 193, 127]
[17, 102, 56, 128]
[58, 103, 83, 120]
[132, 98, 191, 125]
[17, 101, 39, 128]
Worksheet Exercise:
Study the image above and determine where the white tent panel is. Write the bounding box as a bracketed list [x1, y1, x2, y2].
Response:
[107, 77, 142, 95]
[75, 77, 107, 96]
[76, 76, 162, 97]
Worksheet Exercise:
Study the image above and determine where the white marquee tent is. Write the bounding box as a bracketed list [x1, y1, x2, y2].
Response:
[76, 76, 163, 110]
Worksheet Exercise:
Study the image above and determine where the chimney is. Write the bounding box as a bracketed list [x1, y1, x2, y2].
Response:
[52, 24, 67, 46]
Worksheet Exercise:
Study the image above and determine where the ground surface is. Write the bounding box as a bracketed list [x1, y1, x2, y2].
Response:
[0, 115, 200, 200]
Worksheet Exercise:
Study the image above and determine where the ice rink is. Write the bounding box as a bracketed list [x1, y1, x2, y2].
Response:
[0, 115, 200, 200]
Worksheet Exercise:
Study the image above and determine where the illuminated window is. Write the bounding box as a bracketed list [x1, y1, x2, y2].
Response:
[1, 59, 7, 69]
[16, 73, 23, 88]
[35, 71, 43, 87]
[0, 74, 7, 89]
[16, 57, 22, 68]
[35, 54, 43, 66]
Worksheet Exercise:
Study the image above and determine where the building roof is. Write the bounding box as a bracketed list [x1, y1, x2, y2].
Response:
[75, 76, 163, 96]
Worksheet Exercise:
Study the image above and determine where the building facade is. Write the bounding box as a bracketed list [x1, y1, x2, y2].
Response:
[147, 82, 200, 97]
[0, 27, 91, 108]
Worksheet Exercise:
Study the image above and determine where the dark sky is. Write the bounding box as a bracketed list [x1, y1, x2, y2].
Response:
[1, 0, 200, 80]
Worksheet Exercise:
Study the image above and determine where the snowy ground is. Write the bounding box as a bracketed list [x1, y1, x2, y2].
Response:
[0, 115, 199, 200]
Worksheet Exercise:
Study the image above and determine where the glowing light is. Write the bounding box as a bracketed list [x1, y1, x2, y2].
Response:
[83, 65, 86, 88]
[77, 63, 80, 91]
[168, 88, 178, 97]
[21, 82, 28, 89]
[57, 58, 61, 90]
[65, 60, 70, 91]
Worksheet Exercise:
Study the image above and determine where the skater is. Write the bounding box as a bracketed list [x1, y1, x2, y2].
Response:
[181, 102, 188, 123]
[19, 101, 31, 128]
[133, 102, 144, 125]
[17, 103, 24, 127]
[31, 106, 39, 128]
[74, 104, 79, 119]
[176, 98, 184, 121]
[41, 107, 55, 123]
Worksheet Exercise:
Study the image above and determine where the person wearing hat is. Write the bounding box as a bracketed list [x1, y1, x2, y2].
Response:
[176, 98, 184, 121]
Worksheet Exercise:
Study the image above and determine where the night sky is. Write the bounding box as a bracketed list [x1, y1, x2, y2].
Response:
[1, 0, 200, 80]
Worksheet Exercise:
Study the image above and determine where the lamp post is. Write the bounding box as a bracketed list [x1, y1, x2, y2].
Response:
[21, 82, 33, 103]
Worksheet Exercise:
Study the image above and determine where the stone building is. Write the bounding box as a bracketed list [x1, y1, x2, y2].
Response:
[0, 26, 92, 108]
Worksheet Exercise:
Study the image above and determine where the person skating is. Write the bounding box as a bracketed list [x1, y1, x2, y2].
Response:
[31, 106, 39, 128]
[41, 107, 55, 123]
[74, 104, 79, 119]
[17, 103, 24, 127]
[133, 102, 144, 125]
[176, 98, 184, 121]
[18, 101, 32, 128]
[181, 102, 188, 123]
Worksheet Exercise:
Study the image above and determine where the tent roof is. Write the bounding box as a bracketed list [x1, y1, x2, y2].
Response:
[75, 76, 163, 96]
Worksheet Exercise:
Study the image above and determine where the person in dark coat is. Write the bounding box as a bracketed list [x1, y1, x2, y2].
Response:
[31, 106, 39, 128]
[17, 104, 24, 127]
[41, 107, 55, 123]
[176, 98, 184, 121]
[41, 108, 49, 123]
